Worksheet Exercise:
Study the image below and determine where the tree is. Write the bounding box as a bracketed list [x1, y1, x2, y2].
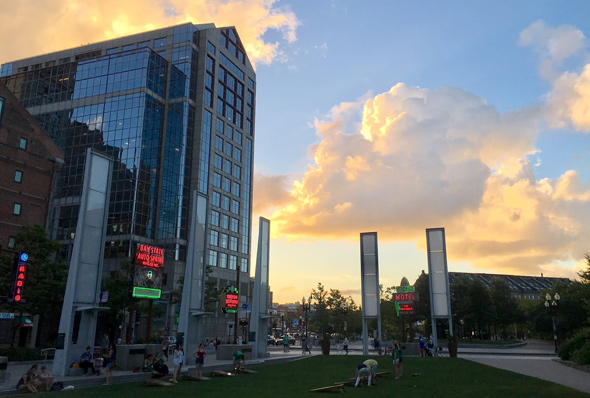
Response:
[490, 277, 519, 339]
[310, 283, 329, 335]
[0, 225, 67, 346]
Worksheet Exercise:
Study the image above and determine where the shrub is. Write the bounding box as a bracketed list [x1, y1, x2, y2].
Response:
[0, 347, 43, 361]
[571, 341, 590, 365]
[558, 327, 590, 362]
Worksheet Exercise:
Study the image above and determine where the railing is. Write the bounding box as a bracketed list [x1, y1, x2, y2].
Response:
[41, 348, 55, 359]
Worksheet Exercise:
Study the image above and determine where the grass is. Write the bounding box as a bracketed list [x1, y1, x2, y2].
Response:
[44, 355, 588, 398]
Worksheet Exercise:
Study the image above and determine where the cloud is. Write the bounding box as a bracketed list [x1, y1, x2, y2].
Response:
[255, 73, 590, 277]
[544, 64, 590, 131]
[519, 20, 587, 81]
[0, 0, 299, 68]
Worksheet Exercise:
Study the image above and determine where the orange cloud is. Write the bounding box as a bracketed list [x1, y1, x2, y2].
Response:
[0, 0, 299, 68]
[256, 78, 590, 277]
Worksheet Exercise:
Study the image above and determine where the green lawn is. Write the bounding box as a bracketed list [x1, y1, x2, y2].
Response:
[45, 355, 588, 398]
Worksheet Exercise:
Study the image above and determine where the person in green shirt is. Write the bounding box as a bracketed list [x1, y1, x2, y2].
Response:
[233, 350, 246, 370]
[392, 341, 403, 379]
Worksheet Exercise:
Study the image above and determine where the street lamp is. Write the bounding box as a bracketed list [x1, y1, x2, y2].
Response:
[544, 292, 560, 353]
[302, 295, 312, 343]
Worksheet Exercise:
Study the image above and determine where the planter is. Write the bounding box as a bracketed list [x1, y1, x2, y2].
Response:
[321, 339, 331, 355]
[447, 341, 458, 358]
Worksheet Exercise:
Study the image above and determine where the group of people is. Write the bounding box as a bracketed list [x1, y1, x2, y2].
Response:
[17, 364, 55, 393]
[165, 342, 209, 383]
[79, 344, 117, 385]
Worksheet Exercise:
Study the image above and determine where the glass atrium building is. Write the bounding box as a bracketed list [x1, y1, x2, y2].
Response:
[0, 23, 256, 338]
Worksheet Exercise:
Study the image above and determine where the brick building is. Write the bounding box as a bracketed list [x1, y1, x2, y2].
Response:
[0, 81, 63, 253]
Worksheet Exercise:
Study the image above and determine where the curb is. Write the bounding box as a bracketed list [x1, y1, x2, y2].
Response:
[553, 358, 590, 374]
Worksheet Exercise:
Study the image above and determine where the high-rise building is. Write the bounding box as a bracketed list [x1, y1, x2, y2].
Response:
[0, 23, 256, 340]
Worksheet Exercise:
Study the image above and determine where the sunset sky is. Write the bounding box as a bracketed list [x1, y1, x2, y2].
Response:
[1, 1, 589, 305]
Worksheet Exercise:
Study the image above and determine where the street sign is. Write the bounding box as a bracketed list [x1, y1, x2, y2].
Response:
[396, 286, 415, 293]
[242, 303, 252, 313]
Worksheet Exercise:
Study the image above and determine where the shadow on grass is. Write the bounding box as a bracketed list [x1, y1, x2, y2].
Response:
[48, 355, 587, 398]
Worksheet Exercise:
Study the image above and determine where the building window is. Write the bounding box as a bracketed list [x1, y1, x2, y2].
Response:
[208, 250, 218, 267]
[219, 252, 227, 268]
[229, 255, 237, 270]
[210, 230, 219, 246]
[8, 236, 16, 249]
[154, 38, 167, 48]
[220, 233, 228, 249]
[0, 96, 4, 127]
[212, 191, 221, 207]
[14, 170, 23, 183]
[222, 214, 229, 229]
[19, 138, 28, 150]
[230, 236, 238, 251]
[13, 203, 22, 215]
[231, 218, 239, 233]
[211, 210, 220, 227]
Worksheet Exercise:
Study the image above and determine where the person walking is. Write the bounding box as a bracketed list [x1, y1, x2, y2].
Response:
[162, 335, 171, 361]
[343, 337, 349, 355]
[301, 335, 307, 354]
[283, 335, 290, 352]
[172, 344, 184, 383]
[193, 343, 206, 379]
[392, 341, 403, 379]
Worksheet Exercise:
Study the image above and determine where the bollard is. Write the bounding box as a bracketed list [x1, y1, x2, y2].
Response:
[0, 356, 7, 382]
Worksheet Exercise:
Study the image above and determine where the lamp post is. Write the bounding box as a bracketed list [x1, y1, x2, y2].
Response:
[544, 292, 560, 353]
[302, 295, 312, 343]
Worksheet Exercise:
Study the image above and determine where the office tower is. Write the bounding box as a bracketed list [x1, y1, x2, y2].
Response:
[0, 23, 256, 340]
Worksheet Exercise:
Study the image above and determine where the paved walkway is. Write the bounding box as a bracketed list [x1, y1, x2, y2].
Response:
[0, 340, 588, 395]
[461, 340, 590, 394]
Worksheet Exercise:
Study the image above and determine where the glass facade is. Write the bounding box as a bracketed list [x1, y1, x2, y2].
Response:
[0, 22, 256, 314]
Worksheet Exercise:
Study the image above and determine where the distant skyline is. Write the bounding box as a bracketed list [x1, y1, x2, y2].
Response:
[1, 1, 589, 305]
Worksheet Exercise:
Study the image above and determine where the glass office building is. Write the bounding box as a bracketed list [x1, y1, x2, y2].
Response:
[0, 23, 256, 338]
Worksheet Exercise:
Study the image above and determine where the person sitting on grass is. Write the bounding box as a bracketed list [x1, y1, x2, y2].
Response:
[233, 350, 245, 371]
[143, 354, 155, 373]
[34, 365, 54, 392]
[17, 365, 39, 393]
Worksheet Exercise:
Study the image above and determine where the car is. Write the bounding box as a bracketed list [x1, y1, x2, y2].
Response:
[278, 335, 296, 345]
[267, 335, 278, 346]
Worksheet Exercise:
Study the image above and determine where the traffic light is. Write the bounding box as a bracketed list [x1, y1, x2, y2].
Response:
[301, 320, 305, 326]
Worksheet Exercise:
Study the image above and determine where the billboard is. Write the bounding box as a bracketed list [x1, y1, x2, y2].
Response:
[133, 244, 165, 299]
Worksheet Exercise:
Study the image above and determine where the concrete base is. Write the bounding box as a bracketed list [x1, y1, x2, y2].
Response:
[116, 344, 164, 371]
[216, 344, 253, 360]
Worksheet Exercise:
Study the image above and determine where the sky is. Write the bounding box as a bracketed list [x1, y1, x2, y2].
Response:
[1, 0, 589, 305]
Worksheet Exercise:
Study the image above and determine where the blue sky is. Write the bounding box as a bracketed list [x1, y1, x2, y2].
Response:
[1, 0, 589, 304]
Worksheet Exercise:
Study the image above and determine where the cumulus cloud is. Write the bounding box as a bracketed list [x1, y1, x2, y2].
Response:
[0, 0, 299, 68]
[256, 74, 590, 276]
[519, 20, 587, 81]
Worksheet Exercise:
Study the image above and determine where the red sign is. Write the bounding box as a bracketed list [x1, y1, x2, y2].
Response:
[135, 245, 165, 268]
[225, 293, 239, 309]
[395, 293, 417, 301]
[13, 253, 28, 302]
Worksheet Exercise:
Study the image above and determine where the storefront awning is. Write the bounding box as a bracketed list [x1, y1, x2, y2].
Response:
[14, 316, 33, 327]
